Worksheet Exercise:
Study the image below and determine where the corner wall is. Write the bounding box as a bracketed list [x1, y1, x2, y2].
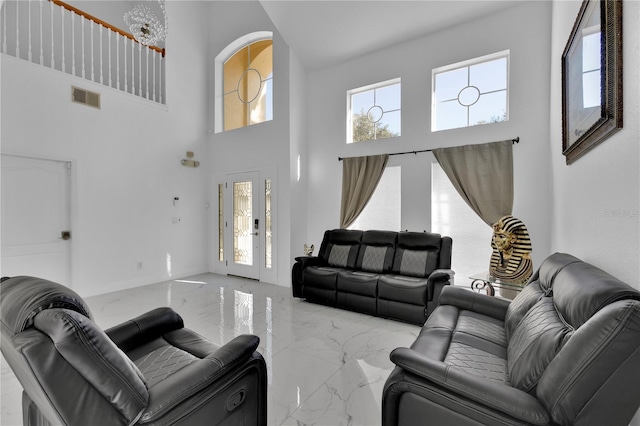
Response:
[207, 1, 293, 286]
[0, 1, 211, 297]
[549, 0, 639, 288]
[305, 1, 553, 270]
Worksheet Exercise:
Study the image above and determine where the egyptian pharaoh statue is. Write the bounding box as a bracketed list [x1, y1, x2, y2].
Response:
[489, 215, 533, 284]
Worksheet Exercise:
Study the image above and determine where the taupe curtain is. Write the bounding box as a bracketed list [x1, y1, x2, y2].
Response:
[340, 154, 389, 228]
[433, 140, 513, 227]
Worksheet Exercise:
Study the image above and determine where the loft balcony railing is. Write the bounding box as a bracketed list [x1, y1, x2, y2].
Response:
[1, 0, 166, 104]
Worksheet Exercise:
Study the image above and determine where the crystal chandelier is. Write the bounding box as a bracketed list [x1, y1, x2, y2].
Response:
[124, 0, 168, 46]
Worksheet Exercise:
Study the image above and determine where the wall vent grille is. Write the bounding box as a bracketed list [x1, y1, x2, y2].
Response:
[72, 87, 101, 109]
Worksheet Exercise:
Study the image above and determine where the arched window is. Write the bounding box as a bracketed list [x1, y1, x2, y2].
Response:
[215, 33, 273, 132]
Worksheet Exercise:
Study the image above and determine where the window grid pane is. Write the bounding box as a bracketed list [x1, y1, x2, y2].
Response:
[348, 79, 401, 143]
[432, 52, 509, 132]
[223, 39, 273, 132]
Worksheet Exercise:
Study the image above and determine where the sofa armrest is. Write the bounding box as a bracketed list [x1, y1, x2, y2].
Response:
[390, 347, 550, 425]
[294, 256, 324, 268]
[438, 286, 510, 320]
[139, 334, 261, 422]
[105, 307, 184, 352]
[426, 269, 454, 302]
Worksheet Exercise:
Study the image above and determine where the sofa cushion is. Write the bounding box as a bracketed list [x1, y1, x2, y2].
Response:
[378, 275, 429, 305]
[360, 246, 390, 273]
[318, 229, 362, 268]
[553, 261, 640, 329]
[303, 266, 342, 290]
[507, 297, 572, 393]
[391, 232, 442, 278]
[357, 230, 397, 273]
[327, 245, 352, 267]
[504, 281, 544, 340]
[336, 271, 379, 297]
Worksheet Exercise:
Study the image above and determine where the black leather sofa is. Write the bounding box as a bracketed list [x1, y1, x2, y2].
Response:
[0, 276, 267, 426]
[292, 229, 453, 325]
[382, 253, 640, 426]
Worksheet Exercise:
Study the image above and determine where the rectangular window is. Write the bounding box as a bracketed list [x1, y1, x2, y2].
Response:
[218, 183, 224, 262]
[432, 51, 509, 132]
[348, 166, 401, 231]
[347, 78, 401, 143]
[265, 179, 272, 269]
[431, 162, 492, 282]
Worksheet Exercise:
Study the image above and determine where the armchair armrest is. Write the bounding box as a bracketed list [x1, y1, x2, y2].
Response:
[139, 334, 261, 422]
[390, 347, 549, 425]
[106, 307, 184, 352]
[438, 286, 510, 320]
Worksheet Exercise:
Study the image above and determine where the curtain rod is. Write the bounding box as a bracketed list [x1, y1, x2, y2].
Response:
[338, 137, 520, 161]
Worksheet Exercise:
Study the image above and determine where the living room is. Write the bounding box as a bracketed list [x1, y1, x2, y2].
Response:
[1, 0, 639, 424]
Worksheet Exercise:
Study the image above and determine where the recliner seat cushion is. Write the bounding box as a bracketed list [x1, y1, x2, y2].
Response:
[378, 275, 428, 305]
[336, 271, 379, 297]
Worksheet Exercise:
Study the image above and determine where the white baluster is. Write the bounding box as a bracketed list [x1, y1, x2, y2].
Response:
[145, 48, 149, 99]
[71, 11, 75, 75]
[2, 1, 7, 54]
[160, 55, 164, 104]
[116, 33, 120, 90]
[124, 37, 128, 93]
[60, 6, 65, 72]
[108, 30, 112, 87]
[131, 37, 136, 95]
[99, 25, 103, 84]
[39, 0, 44, 65]
[81, 17, 85, 79]
[50, 0, 54, 69]
[138, 43, 142, 95]
[152, 50, 156, 102]
[91, 21, 95, 82]
[15, 0, 20, 58]
[28, 0, 32, 61]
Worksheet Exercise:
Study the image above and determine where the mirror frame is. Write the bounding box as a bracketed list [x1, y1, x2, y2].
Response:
[561, 0, 623, 165]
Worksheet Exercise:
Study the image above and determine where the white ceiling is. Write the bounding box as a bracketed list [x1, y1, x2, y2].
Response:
[259, 0, 523, 71]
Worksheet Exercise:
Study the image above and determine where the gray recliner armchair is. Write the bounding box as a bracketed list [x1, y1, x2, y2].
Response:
[0, 276, 267, 426]
[383, 253, 640, 425]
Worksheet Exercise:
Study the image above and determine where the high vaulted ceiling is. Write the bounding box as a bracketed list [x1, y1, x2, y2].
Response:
[259, 0, 522, 71]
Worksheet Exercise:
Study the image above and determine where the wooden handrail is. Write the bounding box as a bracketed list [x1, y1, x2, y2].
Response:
[49, 0, 165, 57]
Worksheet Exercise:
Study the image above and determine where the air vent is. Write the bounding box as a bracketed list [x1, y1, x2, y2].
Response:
[71, 86, 100, 109]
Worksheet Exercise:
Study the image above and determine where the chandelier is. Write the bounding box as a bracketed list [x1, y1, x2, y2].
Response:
[124, 0, 168, 47]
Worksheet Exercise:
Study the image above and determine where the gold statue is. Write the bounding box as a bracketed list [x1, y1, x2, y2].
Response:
[489, 215, 533, 284]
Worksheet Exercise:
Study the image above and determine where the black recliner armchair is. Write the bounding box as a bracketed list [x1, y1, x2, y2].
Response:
[0, 276, 267, 426]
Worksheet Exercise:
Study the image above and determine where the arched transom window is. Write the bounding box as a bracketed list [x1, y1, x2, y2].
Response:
[223, 39, 273, 131]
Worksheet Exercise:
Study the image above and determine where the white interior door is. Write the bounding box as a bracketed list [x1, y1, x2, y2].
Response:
[1, 155, 72, 285]
[225, 172, 260, 280]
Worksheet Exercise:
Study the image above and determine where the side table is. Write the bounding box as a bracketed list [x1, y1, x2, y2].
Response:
[469, 272, 524, 300]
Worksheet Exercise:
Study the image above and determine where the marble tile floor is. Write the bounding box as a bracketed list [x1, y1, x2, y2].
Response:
[1, 273, 421, 426]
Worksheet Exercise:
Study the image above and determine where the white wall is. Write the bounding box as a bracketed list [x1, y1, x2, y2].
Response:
[0, 1, 211, 297]
[550, 2, 639, 424]
[549, 0, 639, 288]
[207, 1, 293, 286]
[305, 1, 553, 270]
